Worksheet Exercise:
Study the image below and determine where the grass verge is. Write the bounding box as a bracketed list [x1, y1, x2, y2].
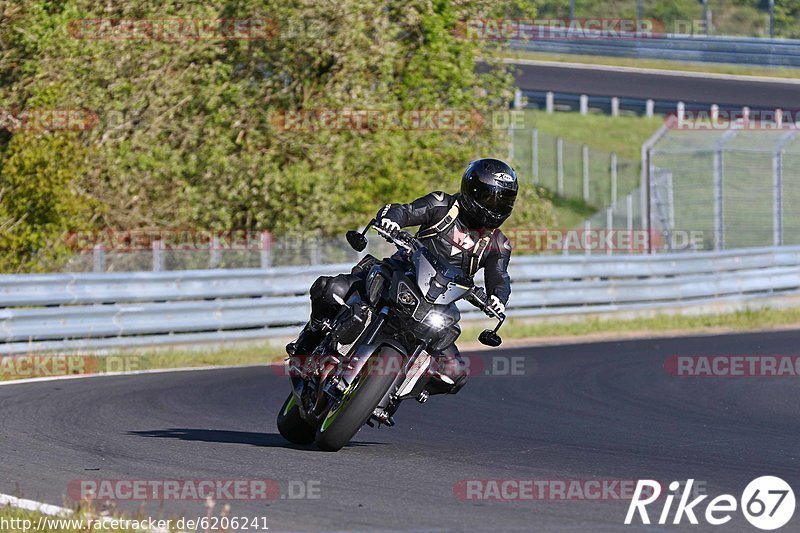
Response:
[0, 498, 231, 532]
[462, 307, 800, 343]
[2, 307, 799, 382]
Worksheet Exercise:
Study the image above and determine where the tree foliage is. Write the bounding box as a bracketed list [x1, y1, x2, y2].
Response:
[0, 0, 553, 271]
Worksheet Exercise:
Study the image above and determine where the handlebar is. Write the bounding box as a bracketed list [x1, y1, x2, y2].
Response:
[371, 221, 505, 321]
[465, 286, 505, 321]
[350, 220, 506, 340]
[371, 223, 419, 252]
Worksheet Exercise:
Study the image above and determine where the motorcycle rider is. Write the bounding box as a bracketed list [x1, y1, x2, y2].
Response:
[286, 158, 517, 395]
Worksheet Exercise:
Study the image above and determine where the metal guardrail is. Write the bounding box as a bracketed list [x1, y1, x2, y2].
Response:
[1, 246, 799, 354]
[509, 35, 800, 67]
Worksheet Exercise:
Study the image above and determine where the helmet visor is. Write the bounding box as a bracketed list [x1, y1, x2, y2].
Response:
[473, 187, 516, 217]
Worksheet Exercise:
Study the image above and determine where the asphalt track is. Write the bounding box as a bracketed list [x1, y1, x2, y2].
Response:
[511, 62, 800, 109]
[1, 329, 799, 532]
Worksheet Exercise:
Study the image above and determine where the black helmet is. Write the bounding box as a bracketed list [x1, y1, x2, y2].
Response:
[459, 158, 518, 229]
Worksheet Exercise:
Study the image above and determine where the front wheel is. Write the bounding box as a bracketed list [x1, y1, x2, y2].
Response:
[277, 392, 316, 444]
[314, 348, 402, 452]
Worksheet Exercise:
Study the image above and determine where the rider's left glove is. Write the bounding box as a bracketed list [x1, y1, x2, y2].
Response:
[378, 218, 401, 239]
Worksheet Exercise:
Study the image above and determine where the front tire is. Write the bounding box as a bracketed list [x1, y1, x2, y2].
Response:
[314, 348, 402, 452]
[277, 392, 316, 444]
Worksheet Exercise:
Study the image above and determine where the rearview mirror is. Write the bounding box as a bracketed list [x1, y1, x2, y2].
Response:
[346, 230, 367, 252]
[478, 329, 502, 347]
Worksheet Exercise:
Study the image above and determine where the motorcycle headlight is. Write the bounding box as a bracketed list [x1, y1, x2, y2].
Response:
[424, 311, 452, 331]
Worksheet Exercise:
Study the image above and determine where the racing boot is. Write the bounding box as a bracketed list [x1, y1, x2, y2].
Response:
[426, 347, 468, 396]
[285, 318, 329, 356]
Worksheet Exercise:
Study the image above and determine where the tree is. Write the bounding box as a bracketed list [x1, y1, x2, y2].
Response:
[0, 0, 553, 271]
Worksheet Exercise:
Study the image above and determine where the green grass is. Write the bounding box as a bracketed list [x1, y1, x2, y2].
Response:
[506, 50, 800, 79]
[462, 306, 800, 341]
[517, 109, 662, 161]
[0, 500, 227, 532]
[509, 110, 660, 224]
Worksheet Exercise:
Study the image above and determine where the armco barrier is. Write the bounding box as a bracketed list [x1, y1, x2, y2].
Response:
[1, 246, 799, 354]
[509, 35, 800, 68]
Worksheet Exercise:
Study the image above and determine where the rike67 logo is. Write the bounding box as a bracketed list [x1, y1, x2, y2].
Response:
[625, 477, 795, 530]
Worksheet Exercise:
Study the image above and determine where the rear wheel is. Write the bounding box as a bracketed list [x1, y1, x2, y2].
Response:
[314, 348, 402, 452]
[277, 392, 316, 444]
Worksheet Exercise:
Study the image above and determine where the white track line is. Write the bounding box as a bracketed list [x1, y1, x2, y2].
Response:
[502, 57, 800, 85]
[0, 493, 169, 532]
[0, 493, 72, 516]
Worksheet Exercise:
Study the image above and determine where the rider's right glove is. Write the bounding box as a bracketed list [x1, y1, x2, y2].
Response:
[488, 295, 506, 316]
[378, 218, 401, 239]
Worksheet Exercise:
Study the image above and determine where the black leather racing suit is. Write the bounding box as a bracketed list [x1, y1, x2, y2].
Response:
[379, 191, 512, 305]
[301, 191, 513, 394]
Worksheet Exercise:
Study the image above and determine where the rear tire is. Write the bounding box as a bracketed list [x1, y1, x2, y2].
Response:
[314, 348, 402, 452]
[277, 392, 316, 444]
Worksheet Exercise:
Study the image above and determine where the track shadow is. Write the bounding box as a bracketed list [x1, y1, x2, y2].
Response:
[129, 428, 384, 450]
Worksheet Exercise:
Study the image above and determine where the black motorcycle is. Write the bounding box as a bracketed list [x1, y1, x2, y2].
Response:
[276, 220, 505, 451]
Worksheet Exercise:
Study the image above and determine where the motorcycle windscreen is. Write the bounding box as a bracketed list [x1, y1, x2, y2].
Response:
[412, 249, 470, 305]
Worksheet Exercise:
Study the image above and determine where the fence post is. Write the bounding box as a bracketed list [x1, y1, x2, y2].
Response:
[626, 193, 634, 253]
[645, 99, 654, 118]
[666, 171, 675, 231]
[611, 97, 619, 117]
[92, 244, 105, 273]
[310, 236, 322, 265]
[579, 94, 588, 115]
[507, 123, 514, 163]
[606, 207, 614, 255]
[584, 220, 591, 256]
[610, 152, 618, 208]
[152, 240, 163, 272]
[531, 128, 539, 183]
[582, 144, 590, 201]
[209, 235, 221, 268]
[556, 137, 564, 196]
[545, 91, 554, 113]
[513, 88, 523, 110]
[773, 141, 786, 247]
[677, 101, 685, 124]
[713, 148, 724, 250]
[773, 132, 798, 246]
[260, 231, 272, 268]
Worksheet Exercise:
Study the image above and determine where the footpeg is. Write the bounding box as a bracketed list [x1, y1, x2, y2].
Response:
[370, 407, 395, 427]
[416, 390, 429, 403]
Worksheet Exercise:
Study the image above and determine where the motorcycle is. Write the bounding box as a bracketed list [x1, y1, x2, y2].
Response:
[276, 220, 505, 451]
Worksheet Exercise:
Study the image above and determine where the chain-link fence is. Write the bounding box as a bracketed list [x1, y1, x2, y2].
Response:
[647, 128, 800, 252]
[64, 233, 395, 273]
[509, 127, 641, 212]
